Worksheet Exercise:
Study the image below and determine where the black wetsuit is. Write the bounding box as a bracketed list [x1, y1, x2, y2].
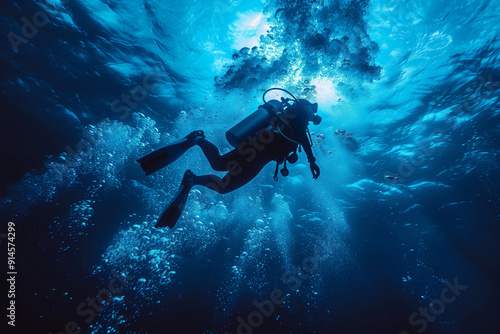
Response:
[192, 103, 315, 193]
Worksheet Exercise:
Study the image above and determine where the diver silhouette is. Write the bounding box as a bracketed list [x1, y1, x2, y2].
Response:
[137, 88, 322, 228]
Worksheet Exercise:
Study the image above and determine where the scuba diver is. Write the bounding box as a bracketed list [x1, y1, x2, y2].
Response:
[137, 88, 322, 228]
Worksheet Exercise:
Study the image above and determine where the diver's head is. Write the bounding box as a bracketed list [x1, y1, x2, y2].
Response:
[298, 99, 322, 125]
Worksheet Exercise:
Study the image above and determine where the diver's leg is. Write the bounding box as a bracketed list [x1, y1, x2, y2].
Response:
[155, 169, 195, 228]
[137, 130, 205, 175]
[192, 159, 270, 194]
[197, 138, 238, 172]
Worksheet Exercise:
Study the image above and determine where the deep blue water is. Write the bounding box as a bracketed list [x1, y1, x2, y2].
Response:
[1, 0, 499, 333]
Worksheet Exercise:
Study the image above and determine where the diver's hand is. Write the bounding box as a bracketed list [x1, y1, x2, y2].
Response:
[310, 162, 320, 180]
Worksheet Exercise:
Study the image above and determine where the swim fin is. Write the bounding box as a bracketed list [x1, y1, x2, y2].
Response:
[155, 170, 195, 228]
[137, 131, 204, 175]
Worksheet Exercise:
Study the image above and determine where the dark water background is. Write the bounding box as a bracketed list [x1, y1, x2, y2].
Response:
[1, 0, 499, 333]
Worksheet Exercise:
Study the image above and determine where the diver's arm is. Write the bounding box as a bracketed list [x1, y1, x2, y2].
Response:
[299, 128, 320, 179]
[299, 129, 315, 163]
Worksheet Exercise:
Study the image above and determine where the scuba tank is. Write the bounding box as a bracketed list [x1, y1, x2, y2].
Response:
[226, 87, 319, 181]
[226, 100, 283, 148]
